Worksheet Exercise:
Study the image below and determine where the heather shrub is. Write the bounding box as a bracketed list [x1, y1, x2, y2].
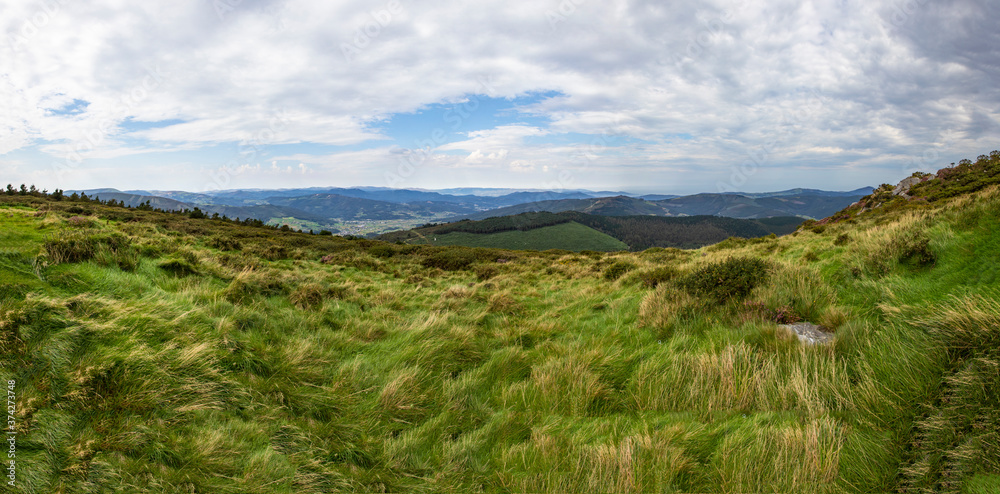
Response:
[603, 261, 636, 281]
[634, 266, 678, 288]
[677, 256, 771, 302]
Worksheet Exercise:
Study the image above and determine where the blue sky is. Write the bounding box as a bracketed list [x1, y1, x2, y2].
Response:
[1, 0, 998, 194]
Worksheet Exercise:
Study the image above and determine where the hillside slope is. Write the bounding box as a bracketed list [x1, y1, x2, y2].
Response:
[382, 211, 802, 250]
[449, 191, 865, 221]
[410, 221, 629, 252]
[2, 159, 999, 493]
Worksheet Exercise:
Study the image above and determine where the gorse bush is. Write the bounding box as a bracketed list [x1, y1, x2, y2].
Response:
[207, 235, 241, 251]
[677, 256, 770, 302]
[603, 260, 636, 281]
[635, 266, 678, 288]
[421, 247, 488, 271]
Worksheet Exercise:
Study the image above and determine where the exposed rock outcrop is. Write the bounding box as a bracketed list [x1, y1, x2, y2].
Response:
[778, 322, 834, 345]
[892, 176, 922, 198]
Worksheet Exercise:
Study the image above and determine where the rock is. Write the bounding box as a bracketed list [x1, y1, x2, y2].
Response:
[892, 176, 922, 197]
[778, 322, 835, 345]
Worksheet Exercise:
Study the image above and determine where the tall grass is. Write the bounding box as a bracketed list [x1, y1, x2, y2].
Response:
[4, 181, 1000, 492]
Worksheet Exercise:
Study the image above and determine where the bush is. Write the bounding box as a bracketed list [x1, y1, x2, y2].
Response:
[677, 256, 771, 302]
[636, 266, 678, 288]
[66, 216, 96, 228]
[474, 264, 499, 281]
[367, 244, 398, 259]
[248, 240, 290, 261]
[421, 248, 480, 271]
[740, 301, 801, 324]
[603, 261, 636, 281]
[208, 235, 241, 251]
[898, 235, 936, 267]
[834, 233, 851, 246]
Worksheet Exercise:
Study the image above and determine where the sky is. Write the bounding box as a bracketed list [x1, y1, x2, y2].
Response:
[1, 0, 998, 195]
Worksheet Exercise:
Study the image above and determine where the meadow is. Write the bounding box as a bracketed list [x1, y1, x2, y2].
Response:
[1, 169, 999, 493]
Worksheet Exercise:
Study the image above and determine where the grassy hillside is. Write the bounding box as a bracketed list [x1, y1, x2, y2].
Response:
[2, 165, 1000, 493]
[400, 221, 628, 252]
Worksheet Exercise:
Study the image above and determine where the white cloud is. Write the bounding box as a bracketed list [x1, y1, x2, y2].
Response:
[1, 0, 998, 192]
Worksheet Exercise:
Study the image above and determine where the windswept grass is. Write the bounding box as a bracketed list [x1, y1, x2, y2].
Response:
[3, 178, 1000, 492]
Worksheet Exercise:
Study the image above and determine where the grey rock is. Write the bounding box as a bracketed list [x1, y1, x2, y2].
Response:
[892, 176, 922, 197]
[778, 322, 835, 345]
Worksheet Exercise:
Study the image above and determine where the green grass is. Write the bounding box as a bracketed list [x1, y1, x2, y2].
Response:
[404, 221, 628, 252]
[2, 176, 1000, 493]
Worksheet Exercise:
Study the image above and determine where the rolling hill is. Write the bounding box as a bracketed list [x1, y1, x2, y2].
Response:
[406, 221, 629, 251]
[448, 190, 869, 221]
[379, 211, 804, 250]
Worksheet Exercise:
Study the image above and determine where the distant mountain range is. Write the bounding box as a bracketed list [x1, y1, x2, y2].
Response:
[68, 185, 872, 236]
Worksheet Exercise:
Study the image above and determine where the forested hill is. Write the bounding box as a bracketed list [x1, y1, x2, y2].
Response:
[378, 211, 803, 250]
[445, 190, 867, 222]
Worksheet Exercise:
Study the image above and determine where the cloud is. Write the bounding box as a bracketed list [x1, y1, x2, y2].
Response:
[1, 0, 998, 192]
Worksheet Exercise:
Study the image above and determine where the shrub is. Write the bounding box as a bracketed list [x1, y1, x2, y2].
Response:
[636, 266, 678, 288]
[367, 244, 397, 259]
[834, 233, 851, 246]
[208, 235, 241, 251]
[802, 250, 820, 262]
[473, 264, 499, 281]
[740, 301, 801, 324]
[248, 240, 290, 261]
[677, 256, 771, 302]
[603, 261, 636, 281]
[898, 235, 936, 267]
[66, 216, 96, 228]
[421, 248, 480, 271]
